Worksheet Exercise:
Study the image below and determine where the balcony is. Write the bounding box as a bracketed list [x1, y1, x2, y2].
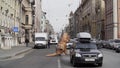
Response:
[21, 23, 32, 29]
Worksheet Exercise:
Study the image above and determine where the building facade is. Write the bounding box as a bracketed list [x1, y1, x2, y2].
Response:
[45, 20, 54, 35]
[104, 0, 120, 40]
[80, 0, 97, 38]
[34, 0, 42, 33]
[41, 11, 54, 35]
[68, 0, 105, 40]
[95, 0, 105, 40]
[21, 0, 34, 43]
[69, 11, 75, 38]
[0, 0, 36, 49]
[0, 0, 21, 49]
[41, 11, 47, 32]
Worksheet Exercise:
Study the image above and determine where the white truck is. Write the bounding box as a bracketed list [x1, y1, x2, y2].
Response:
[34, 33, 48, 48]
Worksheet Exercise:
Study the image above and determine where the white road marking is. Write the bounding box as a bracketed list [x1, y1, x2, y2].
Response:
[57, 57, 62, 68]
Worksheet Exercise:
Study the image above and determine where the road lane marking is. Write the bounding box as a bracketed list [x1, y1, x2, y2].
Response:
[57, 57, 62, 68]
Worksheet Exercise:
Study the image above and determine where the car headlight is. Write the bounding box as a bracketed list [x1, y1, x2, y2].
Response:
[98, 53, 103, 57]
[75, 53, 81, 57]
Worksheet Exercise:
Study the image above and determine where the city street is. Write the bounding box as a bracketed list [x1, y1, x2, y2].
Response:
[0, 45, 120, 68]
[0, 0, 120, 68]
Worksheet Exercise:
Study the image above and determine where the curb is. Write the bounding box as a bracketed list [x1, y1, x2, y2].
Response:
[15, 48, 32, 56]
[0, 48, 32, 60]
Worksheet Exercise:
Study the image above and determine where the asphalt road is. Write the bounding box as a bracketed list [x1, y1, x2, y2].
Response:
[0, 45, 120, 68]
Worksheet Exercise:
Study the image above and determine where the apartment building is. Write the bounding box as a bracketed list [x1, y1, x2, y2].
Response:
[95, 0, 105, 40]
[41, 11, 47, 32]
[69, 11, 75, 38]
[80, 0, 96, 38]
[68, 0, 105, 40]
[34, 0, 42, 32]
[0, 0, 21, 49]
[45, 20, 54, 35]
[104, 0, 120, 40]
[21, 0, 33, 42]
[0, 0, 36, 49]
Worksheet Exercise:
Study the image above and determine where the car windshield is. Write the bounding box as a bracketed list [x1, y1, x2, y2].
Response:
[75, 42, 97, 49]
[35, 37, 45, 41]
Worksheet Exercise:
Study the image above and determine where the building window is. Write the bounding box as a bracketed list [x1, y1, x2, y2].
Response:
[11, 14, 13, 18]
[5, 9, 9, 16]
[25, 15, 29, 25]
[41, 21, 43, 24]
[0, 7, 3, 13]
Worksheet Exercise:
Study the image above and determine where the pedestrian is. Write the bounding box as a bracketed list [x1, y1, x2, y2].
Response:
[25, 39, 29, 47]
[48, 38, 51, 48]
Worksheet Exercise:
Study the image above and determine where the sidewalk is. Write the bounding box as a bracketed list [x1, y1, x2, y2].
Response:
[0, 43, 34, 60]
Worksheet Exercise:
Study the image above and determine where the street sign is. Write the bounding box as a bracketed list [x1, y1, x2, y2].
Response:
[13, 27, 19, 32]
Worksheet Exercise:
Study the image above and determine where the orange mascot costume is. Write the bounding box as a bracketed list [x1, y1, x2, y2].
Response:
[46, 32, 70, 57]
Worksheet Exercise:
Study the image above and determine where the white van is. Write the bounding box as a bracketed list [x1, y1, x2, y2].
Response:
[34, 33, 48, 48]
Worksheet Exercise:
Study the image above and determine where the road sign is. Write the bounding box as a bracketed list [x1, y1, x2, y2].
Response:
[13, 27, 19, 32]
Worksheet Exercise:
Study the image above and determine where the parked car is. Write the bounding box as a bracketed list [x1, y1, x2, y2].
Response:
[70, 42, 103, 67]
[91, 38, 97, 43]
[102, 40, 111, 49]
[96, 40, 103, 48]
[66, 40, 73, 49]
[112, 39, 120, 50]
[106, 39, 120, 50]
[100, 40, 107, 48]
[115, 45, 120, 53]
[107, 39, 114, 49]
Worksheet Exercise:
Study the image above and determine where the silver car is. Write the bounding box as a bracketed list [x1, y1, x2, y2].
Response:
[107, 39, 120, 50]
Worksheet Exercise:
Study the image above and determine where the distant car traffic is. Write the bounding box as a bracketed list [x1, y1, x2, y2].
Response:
[50, 38, 58, 45]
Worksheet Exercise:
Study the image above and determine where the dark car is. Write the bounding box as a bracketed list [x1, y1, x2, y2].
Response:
[115, 45, 120, 53]
[70, 42, 103, 67]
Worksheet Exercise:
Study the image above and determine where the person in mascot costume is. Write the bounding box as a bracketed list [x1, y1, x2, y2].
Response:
[46, 32, 70, 57]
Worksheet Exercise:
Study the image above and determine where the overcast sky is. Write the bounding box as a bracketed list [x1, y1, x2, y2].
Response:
[42, 0, 81, 33]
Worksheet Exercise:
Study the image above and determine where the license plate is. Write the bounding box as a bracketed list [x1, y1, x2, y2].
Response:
[85, 58, 95, 61]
